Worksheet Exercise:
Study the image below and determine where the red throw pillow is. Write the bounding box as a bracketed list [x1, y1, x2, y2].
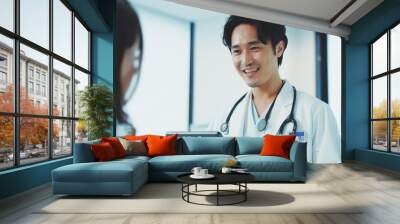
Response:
[259, 134, 296, 159]
[101, 137, 127, 158]
[91, 142, 117, 161]
[146, 135, 177, 157]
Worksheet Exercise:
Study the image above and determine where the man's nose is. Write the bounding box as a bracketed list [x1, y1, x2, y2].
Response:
[241, 50, 254, 67]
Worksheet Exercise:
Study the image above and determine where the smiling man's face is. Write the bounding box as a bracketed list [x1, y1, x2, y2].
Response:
[230, 24, 282, 88]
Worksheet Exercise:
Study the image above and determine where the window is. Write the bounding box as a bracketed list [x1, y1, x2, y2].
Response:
[0, 55, 7, 67]
[0, 71, 6, 85]
[74, 17, 89, 70]
[42, 85, 46, 97]
[0, 0, 91, 170]
[35, 70, 40, 81]
[28, 67, 34, 80]
[370, 23, 400, 154]
[0, 54, 8, 87]
[0, 34, 13, 113]
[36, 83, 40, 95]
[0, 0, 14, 32]
[28, 81, 34, 94]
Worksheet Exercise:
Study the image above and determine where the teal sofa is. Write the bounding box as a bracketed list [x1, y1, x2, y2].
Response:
[52, 137, 306, 196]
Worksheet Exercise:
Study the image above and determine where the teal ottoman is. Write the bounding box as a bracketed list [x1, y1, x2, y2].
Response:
[52, 156, 148, 196]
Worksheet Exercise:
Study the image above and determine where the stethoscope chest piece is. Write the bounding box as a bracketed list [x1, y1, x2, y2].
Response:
[220, 122, 229, 134]
[256, 119, 267, 132]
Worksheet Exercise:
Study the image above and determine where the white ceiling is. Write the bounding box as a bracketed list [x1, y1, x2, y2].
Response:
[163, 0, 384, 38]
[130, 0, 226, 21]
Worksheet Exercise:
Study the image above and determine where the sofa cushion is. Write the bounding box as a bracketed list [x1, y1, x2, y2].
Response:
[236, 137, 263, 155]
[73, 139, 100, 163]
[52, 158, 147, 183]
[236, 155, 293, 172]
[147, 135, 177, 157]
[178, 137, 236, 155]
[101, 137, 127, 158]
[118, 138, 147, 156]
[260, 135, 296, 159]
[148, 154, 235, 172]
[91, 142, 118, 161]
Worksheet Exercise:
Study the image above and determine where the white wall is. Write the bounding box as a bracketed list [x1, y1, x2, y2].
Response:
[328, 35, 342, 132]
[280, 27, 316, 96]
[192, 15, 248, 129]
[119, 6, 190, 135]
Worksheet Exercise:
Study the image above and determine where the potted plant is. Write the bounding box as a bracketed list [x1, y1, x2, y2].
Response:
[79, 84, 113, 140]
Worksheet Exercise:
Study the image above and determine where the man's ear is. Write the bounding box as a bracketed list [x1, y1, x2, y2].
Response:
[275, 40, 285, 58]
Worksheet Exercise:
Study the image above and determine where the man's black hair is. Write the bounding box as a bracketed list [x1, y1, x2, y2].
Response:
[222, 16, 288, 66]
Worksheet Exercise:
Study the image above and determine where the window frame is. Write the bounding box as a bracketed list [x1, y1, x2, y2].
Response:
[370, 20, 400, 154]
[0, 0, 92, 171]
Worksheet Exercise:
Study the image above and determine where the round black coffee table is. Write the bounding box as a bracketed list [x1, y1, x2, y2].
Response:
[177, 173, 255, 206]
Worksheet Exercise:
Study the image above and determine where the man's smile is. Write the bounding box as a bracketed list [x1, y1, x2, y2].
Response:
[242, 67, 259, 78]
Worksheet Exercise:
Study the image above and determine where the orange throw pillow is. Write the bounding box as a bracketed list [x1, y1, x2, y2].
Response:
[101, 137, 127, 158]
[259, 134, 296, 159]
[124, 135, 149, 142]
[146, 135, 177, 157]
[91, 142, 117, 161]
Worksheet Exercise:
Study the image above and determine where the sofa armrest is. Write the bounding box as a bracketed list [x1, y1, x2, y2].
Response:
[289, 142, 307, 181]
[73, 140, 100, 163]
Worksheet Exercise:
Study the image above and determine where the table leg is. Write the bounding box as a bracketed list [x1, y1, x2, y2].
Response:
[245, 183, 247, 201]
[217, 184, 219, 206]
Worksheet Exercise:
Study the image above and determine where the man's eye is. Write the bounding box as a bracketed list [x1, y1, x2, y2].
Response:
[250, 46, 260, 51]
[232, 50, 240, 55]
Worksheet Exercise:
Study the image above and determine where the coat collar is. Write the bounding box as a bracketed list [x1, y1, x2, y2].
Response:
[277, 80, 295, 108]
[247, 80, 294, 109]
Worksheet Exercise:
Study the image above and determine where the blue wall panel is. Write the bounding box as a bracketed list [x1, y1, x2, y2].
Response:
[0, 158, 72, 199]
[92, 32, 114, 88]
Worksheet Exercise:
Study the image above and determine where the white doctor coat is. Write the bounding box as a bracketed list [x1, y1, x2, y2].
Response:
[208, 81, 341, 164]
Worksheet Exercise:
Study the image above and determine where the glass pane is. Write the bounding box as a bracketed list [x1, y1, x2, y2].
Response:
[372, 33, 387, 76]
[20, 44, 49, 115]
[53, 59, 72, 117]
[53, 119, 72, 158]
[0, 116, 13, 170]
[391, 24, 400, 70]
[372, 121, 388, 151]
[20, 0, 49, 49]
[391, 72, 400, 118]
[74, 69, 89, 118]
[75, 120, 88, 143]
[20, 117, 49, 165]
[0, 34, 14, 112]
[391, 120, 400, 153]
[53, 0, 72, 60]
[0, 0, 14, 31]
[74, 17, 89, 70]
[372, 77, 387, 119]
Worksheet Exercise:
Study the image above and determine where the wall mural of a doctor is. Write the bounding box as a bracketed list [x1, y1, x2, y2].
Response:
[208, 16, 341, 164]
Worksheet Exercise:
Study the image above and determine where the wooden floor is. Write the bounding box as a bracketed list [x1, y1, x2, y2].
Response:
[1, 161, 400, 224]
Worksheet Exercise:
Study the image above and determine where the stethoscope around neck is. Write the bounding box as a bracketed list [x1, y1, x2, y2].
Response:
[220, 84, 298, 135]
